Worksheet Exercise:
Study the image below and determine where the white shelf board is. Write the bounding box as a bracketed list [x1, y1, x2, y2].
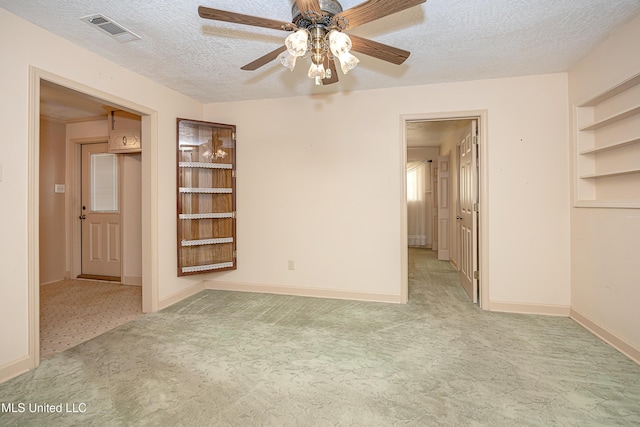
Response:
[579, 72, 640, 107]
[580, 168, 640, 179]
[579, 105, 640, 131]
[580, 137, 640, 154]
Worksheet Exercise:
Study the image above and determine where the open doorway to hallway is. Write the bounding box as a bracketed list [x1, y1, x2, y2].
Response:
[403, 115, 481, 306]
[38, 79, 144, 359]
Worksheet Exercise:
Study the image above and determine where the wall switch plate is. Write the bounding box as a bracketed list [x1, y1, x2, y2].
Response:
[288, 260, 295, 270]
[54, 184, 65, 193]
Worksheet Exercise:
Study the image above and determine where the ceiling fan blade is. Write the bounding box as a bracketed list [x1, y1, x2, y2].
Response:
[295, 0, 323, 19]
[198, 6, 294, 31]
[334, 0, 426, 30]
[349, 34, 410, 65]
[241, 46, 287, 71]
[323, 58, 339, 85]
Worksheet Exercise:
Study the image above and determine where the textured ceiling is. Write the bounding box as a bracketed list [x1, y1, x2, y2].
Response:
[3, 0, 640, 106]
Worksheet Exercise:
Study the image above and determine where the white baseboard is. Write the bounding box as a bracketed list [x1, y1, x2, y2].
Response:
[40, 278, 66, 286]
[158, 281, 205, 310]
[204, 281, 403, 304]
[570, 309, 640, 365]
[122, 276, 142, 286]
[488, 300, 571, 316]
[0, 355, 31, 385]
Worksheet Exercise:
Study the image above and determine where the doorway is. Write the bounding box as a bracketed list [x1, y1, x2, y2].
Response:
[30, 67, 157, 369]
[400, 111, 488, 308]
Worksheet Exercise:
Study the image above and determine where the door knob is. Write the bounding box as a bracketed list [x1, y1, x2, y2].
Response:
[456, 216, 462, 220]
[79, 214, 87, 220]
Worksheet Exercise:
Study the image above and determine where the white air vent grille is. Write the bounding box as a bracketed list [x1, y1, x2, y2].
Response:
[80, 14, 141, 43]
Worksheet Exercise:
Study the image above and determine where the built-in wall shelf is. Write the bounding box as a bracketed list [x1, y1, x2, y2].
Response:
[176, 118, 237, 276]
[573, 72, 640, 208]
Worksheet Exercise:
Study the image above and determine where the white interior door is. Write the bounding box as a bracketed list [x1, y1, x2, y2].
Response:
[459, 121, 478, 302]
[80, 143, 121, 278]
[437, 155, 450, 260]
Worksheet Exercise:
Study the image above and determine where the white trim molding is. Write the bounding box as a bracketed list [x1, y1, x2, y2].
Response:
[122, 276, 143, 286]
[489, 300, 571, 317]
[28, 67, 160, 375]
[158, 282, 205, 311]
[204, 281, 403, 304]
[0, 356, 31, 385]
[570, 309, 640, 365]
[400, 110, 489, 308]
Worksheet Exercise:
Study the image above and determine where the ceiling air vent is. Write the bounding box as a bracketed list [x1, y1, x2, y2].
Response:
[80, 14, 141, 43]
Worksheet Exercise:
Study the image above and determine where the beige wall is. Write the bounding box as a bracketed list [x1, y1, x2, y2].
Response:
[122, 153, 142, 285]
[203, 73, 571, 307]
[39, 118, 67, 284]
[568, 13, 640, 353]
[0, 9, 204, 374]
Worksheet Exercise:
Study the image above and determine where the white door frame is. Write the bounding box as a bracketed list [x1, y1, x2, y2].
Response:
[28, 67, 159, 370]
[400, 110, 489, 308]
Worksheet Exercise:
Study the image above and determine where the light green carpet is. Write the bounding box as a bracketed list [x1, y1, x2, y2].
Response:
[1, 248, 639, 426]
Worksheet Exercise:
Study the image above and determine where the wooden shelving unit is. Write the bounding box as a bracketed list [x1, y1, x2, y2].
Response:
[573, 73, 640, 208]
[176, 118, 237, 276]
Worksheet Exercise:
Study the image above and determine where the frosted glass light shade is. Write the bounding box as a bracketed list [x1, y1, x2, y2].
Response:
[307, 62, 326, 79]
[278, 50, 297, 71]
[285, 29, 309, 57]
[337, 52, 359, 74]
[328, 30, 352, 56]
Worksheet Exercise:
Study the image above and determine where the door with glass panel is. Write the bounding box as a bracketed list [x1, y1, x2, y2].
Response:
[80, 143, 121, 279]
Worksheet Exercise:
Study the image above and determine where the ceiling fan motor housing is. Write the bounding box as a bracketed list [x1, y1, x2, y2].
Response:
[291, 0, 344, 28]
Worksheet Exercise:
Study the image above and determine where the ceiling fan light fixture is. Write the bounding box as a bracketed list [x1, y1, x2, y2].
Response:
[328, 30, 358, 74]
[278, 50, 297, 71]
[285, 29, 309, 57]
[337, 51, 359, 74]
[328, 30, 351, 56]
[308, 62, 326, 80]
[197, 0, 426, 86]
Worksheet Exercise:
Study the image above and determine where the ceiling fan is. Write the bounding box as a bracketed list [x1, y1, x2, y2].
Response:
[198, 0, 426, 85]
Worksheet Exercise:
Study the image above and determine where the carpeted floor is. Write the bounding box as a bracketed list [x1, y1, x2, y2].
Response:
[40, 279, 143, 359]
[1, 248, 639, 425]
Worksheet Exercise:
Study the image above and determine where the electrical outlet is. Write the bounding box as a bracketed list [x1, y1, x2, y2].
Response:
[54, 184, 65, 193]
[288, 260, 295, 270]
